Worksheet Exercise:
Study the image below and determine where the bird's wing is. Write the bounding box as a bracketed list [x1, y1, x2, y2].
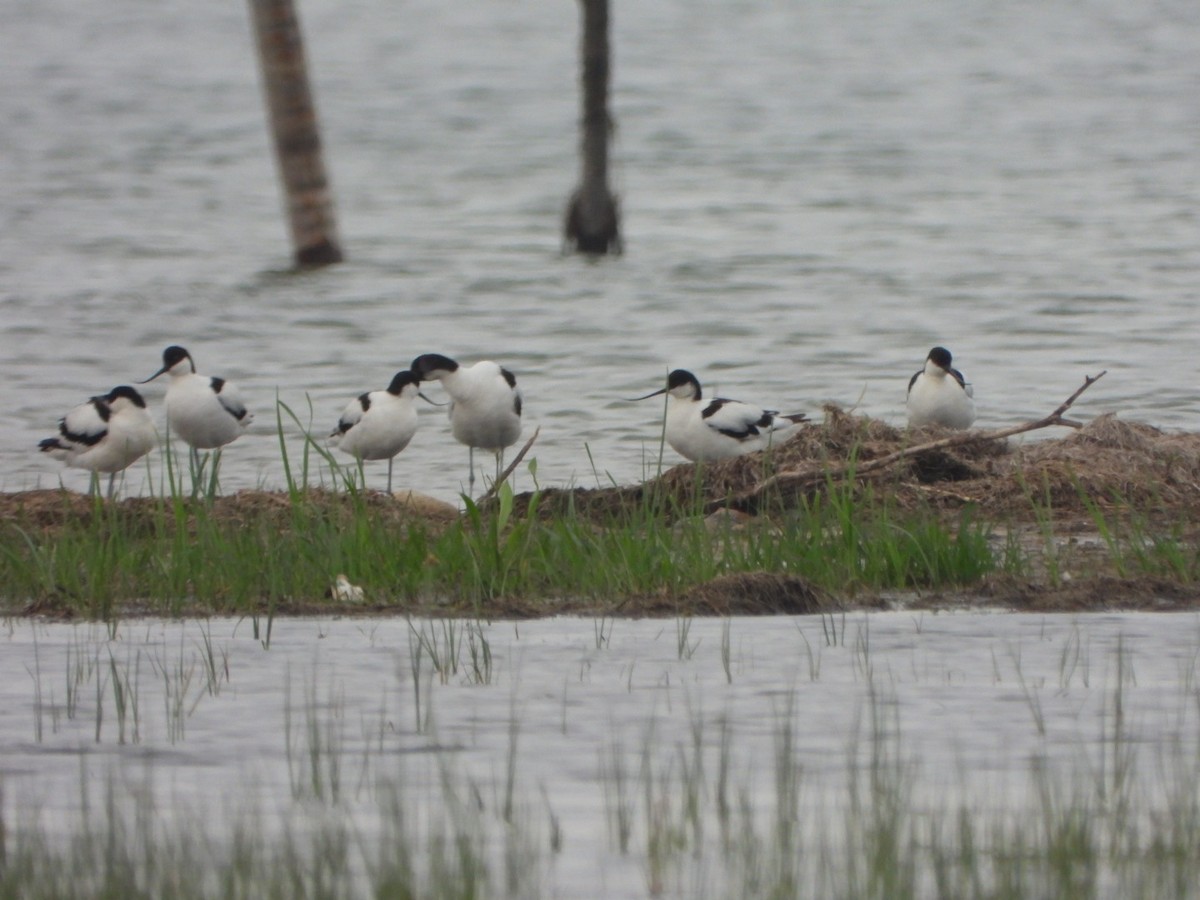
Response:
[211, 377, 251, 422]
[59, 398, 111, 448]
[497, 366, 522, 416]
[702, 398, 771, 440]
[950, 367, 973, 397]
[333, 394, 369, 437]
[907, 370, 922, 395]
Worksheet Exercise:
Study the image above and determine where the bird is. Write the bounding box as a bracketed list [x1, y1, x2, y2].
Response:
[38, 385, 157, 497]
[329, 369, 425, 493]
[906, 346, 976, 429]
[629, 369, 808, 462]
[410, 353, 523, 492]
[140, 345, 252, 488]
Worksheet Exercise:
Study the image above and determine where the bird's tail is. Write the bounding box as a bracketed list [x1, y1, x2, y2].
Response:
[38, 438, 71, 460]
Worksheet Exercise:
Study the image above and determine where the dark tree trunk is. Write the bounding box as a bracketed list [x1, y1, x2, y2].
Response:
[564, 0, 621, 255]
[248, 0, 343, 268]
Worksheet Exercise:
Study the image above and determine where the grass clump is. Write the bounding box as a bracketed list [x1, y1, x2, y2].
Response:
[10, 402, 1200, 617]
[1083, 490, 1200, 583]
[1, 477, 1001, 619]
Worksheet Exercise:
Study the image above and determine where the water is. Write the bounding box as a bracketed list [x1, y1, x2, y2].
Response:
[2, 0, 1198, 500]
[2, 612, 1199, 894]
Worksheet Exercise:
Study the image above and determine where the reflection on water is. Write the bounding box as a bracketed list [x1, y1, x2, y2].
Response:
[1, 0, 1197, 500]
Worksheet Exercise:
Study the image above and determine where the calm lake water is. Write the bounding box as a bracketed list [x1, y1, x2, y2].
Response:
[2, 0, 1198, 501]
[3, 612, 1200, 895]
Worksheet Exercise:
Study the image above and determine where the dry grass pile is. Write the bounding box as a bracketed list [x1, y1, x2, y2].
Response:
[517, 408, 1200, 524]
[764, 411, 1197, 520]
[985, 414, 1200, 514]
[681, 404, 1014, 500]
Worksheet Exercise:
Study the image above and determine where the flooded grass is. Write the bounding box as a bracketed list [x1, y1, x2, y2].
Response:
[3, 620, 1200, 898]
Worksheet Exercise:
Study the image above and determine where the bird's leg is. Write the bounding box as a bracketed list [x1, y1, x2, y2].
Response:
[189, 447, 202, 498]
[468, 446, 476, 494]
[347, 457, 365, 493]
[208, 449, 223, 498]
[387, 457, 394, 495]
[106, 472, 118, 500]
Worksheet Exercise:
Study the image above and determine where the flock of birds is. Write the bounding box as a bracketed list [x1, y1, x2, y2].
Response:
[38, 345, 976, 497]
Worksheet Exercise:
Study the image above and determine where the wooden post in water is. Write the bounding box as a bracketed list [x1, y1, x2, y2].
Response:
[248, 0, 343, 268]
[564, 0, 621, 255]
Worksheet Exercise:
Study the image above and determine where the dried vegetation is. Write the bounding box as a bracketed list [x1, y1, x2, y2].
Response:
[518, 408, 1200, 526]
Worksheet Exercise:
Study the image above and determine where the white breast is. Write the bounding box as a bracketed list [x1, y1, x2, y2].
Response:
[167, 374, 250, 449]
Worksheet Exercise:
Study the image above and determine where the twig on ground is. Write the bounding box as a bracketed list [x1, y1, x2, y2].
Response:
[912, 484, 982, 504]
[712, 371, 1107, 514]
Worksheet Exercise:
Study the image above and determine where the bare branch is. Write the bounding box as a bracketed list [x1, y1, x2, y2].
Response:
[479, 427, 541, 503]
[710, 371, 1107, 514]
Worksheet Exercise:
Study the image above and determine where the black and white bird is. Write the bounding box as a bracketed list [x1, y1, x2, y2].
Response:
[906, 346, 976, 429]
[140, 345, 252, 482]
[39, 385, 157, 497]
[630, 369, 808, 462]
[329, 369, 424, 493]
[411, 353, 523, 492]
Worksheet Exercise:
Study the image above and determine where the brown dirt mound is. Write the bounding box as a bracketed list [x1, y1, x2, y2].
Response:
[0, 487, 460, 538]
[517, 409, 1200, 524]
[677, 572, 838, 616]
[922, 574, 1200, 613]
[983, 415, 1200, 512]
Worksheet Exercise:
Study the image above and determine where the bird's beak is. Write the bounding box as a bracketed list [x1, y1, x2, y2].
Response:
[625, 387, 666, 402]
[137, 365, 168, 385]
[418, 392, 446, 407]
